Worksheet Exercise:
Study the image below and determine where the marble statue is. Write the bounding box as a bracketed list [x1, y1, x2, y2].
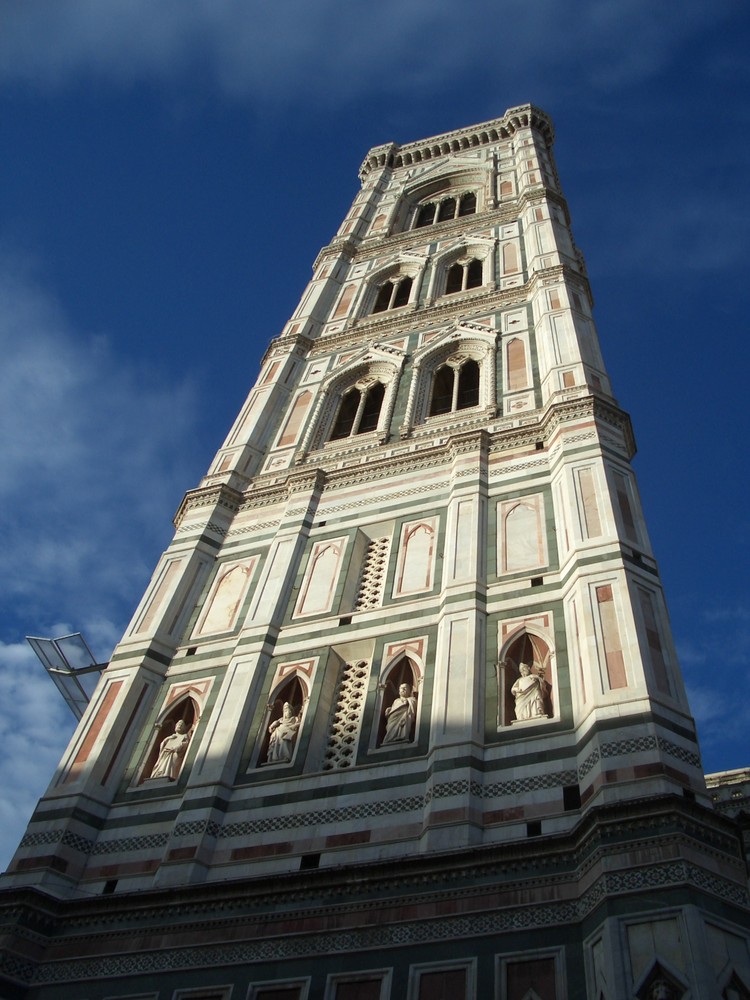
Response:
[150, 720, 191, 780]
[646, 981, 677, 1000]
[266, 702, 300, 763]
[382, 682, 417, 745]
[511, 663, 547, 721]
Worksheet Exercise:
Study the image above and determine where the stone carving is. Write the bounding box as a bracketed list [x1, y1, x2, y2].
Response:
[149, 720, 191, 781]
[353, 536, 390, 611]
[382, 683, 417, 745]
[645, 981, 678, 1000]
[266, 703, 300, 764]
[511, 663, 548, 721]
[323, 660, 370, 770]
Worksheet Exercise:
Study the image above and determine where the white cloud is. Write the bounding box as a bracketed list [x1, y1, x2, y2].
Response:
[0, 0, 727, 106]
[0, 255, 204, 868]
[0, 253, 200, 629]
[0, 637, 78, 870]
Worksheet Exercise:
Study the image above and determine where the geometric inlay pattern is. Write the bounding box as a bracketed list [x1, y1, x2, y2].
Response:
[28, 860, 749, 986]
[19, 830, 94, 854]
[599, 735, 701, 770]
[578, 749, 600, 778]
[600, 736, 658, 757]
[222, 795, 425, 838]
[173, 820, 222, 839]
[90, 833, 170, 855]
[657, 736, 701, 768]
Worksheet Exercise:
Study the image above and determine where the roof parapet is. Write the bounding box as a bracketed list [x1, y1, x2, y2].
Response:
[359, 104, 554, 182]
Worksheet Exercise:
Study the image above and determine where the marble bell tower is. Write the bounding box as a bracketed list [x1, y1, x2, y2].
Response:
[2, 106, 749, 1000]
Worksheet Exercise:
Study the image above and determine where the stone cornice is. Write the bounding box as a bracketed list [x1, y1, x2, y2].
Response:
[307, 261, 586, 358]
[0, 796, 744, 966]
[224, 392, 633, 510]
[358, 105, 554, 181]
[259, 331, 316, 369]
[172, 484, 244, 530]
[314, 187, 570, 269]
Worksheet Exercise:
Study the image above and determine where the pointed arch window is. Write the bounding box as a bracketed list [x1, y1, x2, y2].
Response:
[330, 381, 385, 440]
[372, 275, 413, 313]
[444, 258, 483, 295]
[429, 358, 480, 416]
[413, 192, 476, 229]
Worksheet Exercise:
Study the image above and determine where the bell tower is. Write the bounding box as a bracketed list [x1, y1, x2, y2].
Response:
[2, 106, 749, 1000]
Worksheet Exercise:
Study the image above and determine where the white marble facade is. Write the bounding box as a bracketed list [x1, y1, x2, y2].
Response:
[3, 107, 744, 1000]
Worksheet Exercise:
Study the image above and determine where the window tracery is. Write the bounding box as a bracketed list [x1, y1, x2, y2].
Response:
[400, 328, 496, 433]
[428, 357, 480, 416]
[329, 380, 386, 440]
[371, 275, 413, 313]
[413, 192, 476, 228]
[444, 258, 483, 295]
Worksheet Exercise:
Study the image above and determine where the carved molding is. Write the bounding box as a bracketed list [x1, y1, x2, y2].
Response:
[358, 105, 554, 180]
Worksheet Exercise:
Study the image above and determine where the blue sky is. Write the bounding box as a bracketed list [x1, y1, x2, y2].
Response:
[0, 1, 748, 870]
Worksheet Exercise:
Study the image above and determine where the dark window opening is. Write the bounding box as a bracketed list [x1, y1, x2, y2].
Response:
[526, 820, 542, 837]
[415, 202, 436, 228]
[413, 192, 476, 230]
[429, 365, 455, 416]
[563, 784, 581, 810]
[358, 381, 385, 433]
[391, 274, 412, 308]
[444, 258, 483, 295]
[429, 358, 481, 417]
[466, 258, 483, 288]
[372, 275, 412, 313]
[530, 576, 544, 587]
[458, 191, 477, 216]
[330, 388, 361, 440]
[372, 280, 394, 313]
[456, 359, 480, 409]
[437, 197, 456, 222]
[329, 381, 385, 441]
[300, 852, 320, 870]
[445, 262, 464, 295]
[186, 646, 197, 656]
[102, 879, 118, 894]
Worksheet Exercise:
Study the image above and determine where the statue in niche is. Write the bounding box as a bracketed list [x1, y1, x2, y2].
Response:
[266, 702, 300, 763]
[382, 682, 417, 745]
[646, 981, 678, 1000]
[149, 720, 191, 780]
[511, 662, 548, 721]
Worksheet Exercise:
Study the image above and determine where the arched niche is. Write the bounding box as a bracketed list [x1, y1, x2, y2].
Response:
[258, 675, 308, 767]
[375, 655, 420, 748]
[496, 629, 554, 728]
[141, 696, 197, 783]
